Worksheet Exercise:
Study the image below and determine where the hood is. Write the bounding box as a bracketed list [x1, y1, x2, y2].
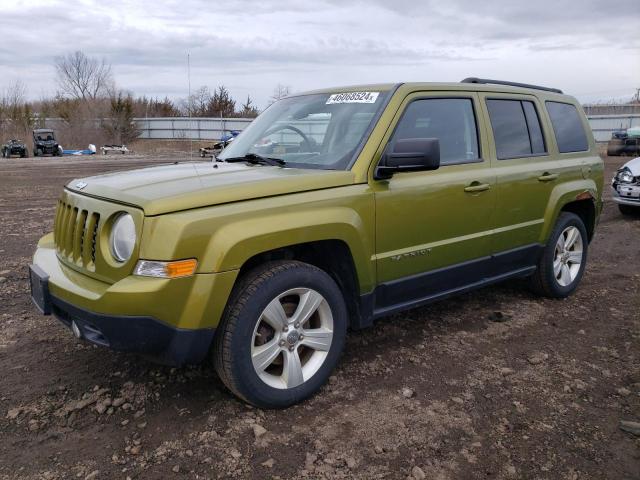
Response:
[622, 157, 640, 176]
[66, 161, 355, 215]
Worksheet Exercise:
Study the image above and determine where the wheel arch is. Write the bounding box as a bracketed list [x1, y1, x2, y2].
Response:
[235, 239, 367, 329]
[560, 198, 596, 241]
[541, 180, 599, 244]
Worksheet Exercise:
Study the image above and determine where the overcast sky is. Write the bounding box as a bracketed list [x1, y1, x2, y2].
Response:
[2, 0, 639, 109]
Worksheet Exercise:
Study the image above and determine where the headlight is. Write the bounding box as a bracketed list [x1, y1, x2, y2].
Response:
[110, 213, 136, 262]
[617, 169, 634, 183]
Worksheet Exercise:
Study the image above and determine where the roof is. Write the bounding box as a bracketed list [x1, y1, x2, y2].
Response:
[293, 80, 570, 100]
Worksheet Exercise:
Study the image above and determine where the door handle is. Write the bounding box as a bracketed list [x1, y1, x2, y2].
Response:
[464, 182, 491, 193]
[538, 172, 559, 182]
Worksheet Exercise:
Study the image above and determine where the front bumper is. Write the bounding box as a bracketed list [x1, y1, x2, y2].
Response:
[30, 234, 239, 366]
[611, 185, 640, 207]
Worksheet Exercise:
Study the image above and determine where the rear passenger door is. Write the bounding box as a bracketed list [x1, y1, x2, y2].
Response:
[479, 94, 557, 257]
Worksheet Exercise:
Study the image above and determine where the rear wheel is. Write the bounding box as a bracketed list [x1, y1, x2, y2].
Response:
[213, 261, 347, 408]
[618, 204, 639, 216]
[530, 212, 588, 298]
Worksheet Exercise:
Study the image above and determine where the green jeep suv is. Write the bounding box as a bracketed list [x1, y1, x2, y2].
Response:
[30, 78, 603, 408]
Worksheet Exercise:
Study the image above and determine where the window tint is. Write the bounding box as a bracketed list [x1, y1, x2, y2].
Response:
[546, 101, 589, 153]
[486, 100, 530, 159]
[392, 98, 479, 165]
[486, 99, 547, 159]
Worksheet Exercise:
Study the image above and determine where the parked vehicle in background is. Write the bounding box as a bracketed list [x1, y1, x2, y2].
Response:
[199, 130, 240, 158]
[2, 139, 28, 158]
[607, 127, 640, 156]
[612, 156, 640, 215]
[33, 129, 62, 157]
[29, 78, 603, 408]
[101, 144, 129, 155]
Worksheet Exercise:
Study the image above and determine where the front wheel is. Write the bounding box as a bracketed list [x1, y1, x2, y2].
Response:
[213, 261, 347, 408]
[530, 212, 588, 298]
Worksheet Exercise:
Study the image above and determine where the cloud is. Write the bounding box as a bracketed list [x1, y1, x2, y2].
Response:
[0, 0, 638, 107]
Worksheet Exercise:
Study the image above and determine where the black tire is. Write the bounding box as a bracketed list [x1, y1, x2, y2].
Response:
[529, 212, 588, 298]
[213, 260, 348, 408]
[618, 204, 639, 216]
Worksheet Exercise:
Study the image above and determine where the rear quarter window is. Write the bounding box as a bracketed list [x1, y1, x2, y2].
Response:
[545, 101, 589, 153]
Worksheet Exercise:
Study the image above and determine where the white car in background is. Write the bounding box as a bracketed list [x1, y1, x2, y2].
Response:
[612, 157, 640, 215]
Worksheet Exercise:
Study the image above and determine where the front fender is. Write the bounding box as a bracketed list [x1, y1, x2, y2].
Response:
[204, 207, 375, 291]
[140, 185, 376, 293]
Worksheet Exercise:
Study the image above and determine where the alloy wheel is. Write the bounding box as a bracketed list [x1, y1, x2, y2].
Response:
[250, 288, 334, 389]
[553, 226, 583, 287]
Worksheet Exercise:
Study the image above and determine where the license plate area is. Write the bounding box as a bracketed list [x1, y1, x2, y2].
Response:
[29, 264, 52, 315]
[618, 184, 640, 198]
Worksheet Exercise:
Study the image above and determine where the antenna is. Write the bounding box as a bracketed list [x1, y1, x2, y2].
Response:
[187, 53, 192, 161]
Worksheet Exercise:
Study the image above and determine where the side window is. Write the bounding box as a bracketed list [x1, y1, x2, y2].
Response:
[486, 99, 547, 159]
[391, 98, 480, 166]
[545, 101, 589, 153]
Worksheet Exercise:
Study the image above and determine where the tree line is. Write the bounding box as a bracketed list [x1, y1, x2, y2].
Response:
[0, 51, 291, 147]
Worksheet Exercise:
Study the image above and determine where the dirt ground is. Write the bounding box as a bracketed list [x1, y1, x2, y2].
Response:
[0, 151, 638, 480]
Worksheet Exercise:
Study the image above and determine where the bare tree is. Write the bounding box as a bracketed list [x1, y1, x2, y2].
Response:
[187, 86, 212, 116]
[54, 51, 114, 101]
[1, 80, 27, 110]
[269, 84, 291, 105]
[0, 81, 33, 139]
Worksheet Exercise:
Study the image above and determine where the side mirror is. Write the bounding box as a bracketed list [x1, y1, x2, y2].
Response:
[375, 138, 440, 179]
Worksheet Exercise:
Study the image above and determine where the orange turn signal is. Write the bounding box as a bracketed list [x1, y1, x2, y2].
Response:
[165, 259, 198, 278]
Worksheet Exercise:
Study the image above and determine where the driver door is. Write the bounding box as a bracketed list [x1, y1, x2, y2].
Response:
[371, 91, 496, 312]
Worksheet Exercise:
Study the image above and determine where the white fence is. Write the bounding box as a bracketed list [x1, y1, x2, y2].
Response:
[135, 117, 253, 141]
[133, 114, 639, 143]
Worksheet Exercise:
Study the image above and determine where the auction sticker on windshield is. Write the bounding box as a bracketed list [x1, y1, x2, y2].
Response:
[326, 92, 379, 104]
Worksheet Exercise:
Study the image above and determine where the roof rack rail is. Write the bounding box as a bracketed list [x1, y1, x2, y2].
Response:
[461, 77, 563, 94]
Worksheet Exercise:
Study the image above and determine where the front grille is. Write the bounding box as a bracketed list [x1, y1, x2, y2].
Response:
[54, 201, 100, 270]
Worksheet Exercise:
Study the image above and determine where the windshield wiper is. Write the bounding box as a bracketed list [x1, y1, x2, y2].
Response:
[223, 153, 285, 167]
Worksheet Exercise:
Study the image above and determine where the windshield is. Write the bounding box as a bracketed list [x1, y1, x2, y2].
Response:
[218, 91, 389, 170]
[35, 132, 55, 141]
